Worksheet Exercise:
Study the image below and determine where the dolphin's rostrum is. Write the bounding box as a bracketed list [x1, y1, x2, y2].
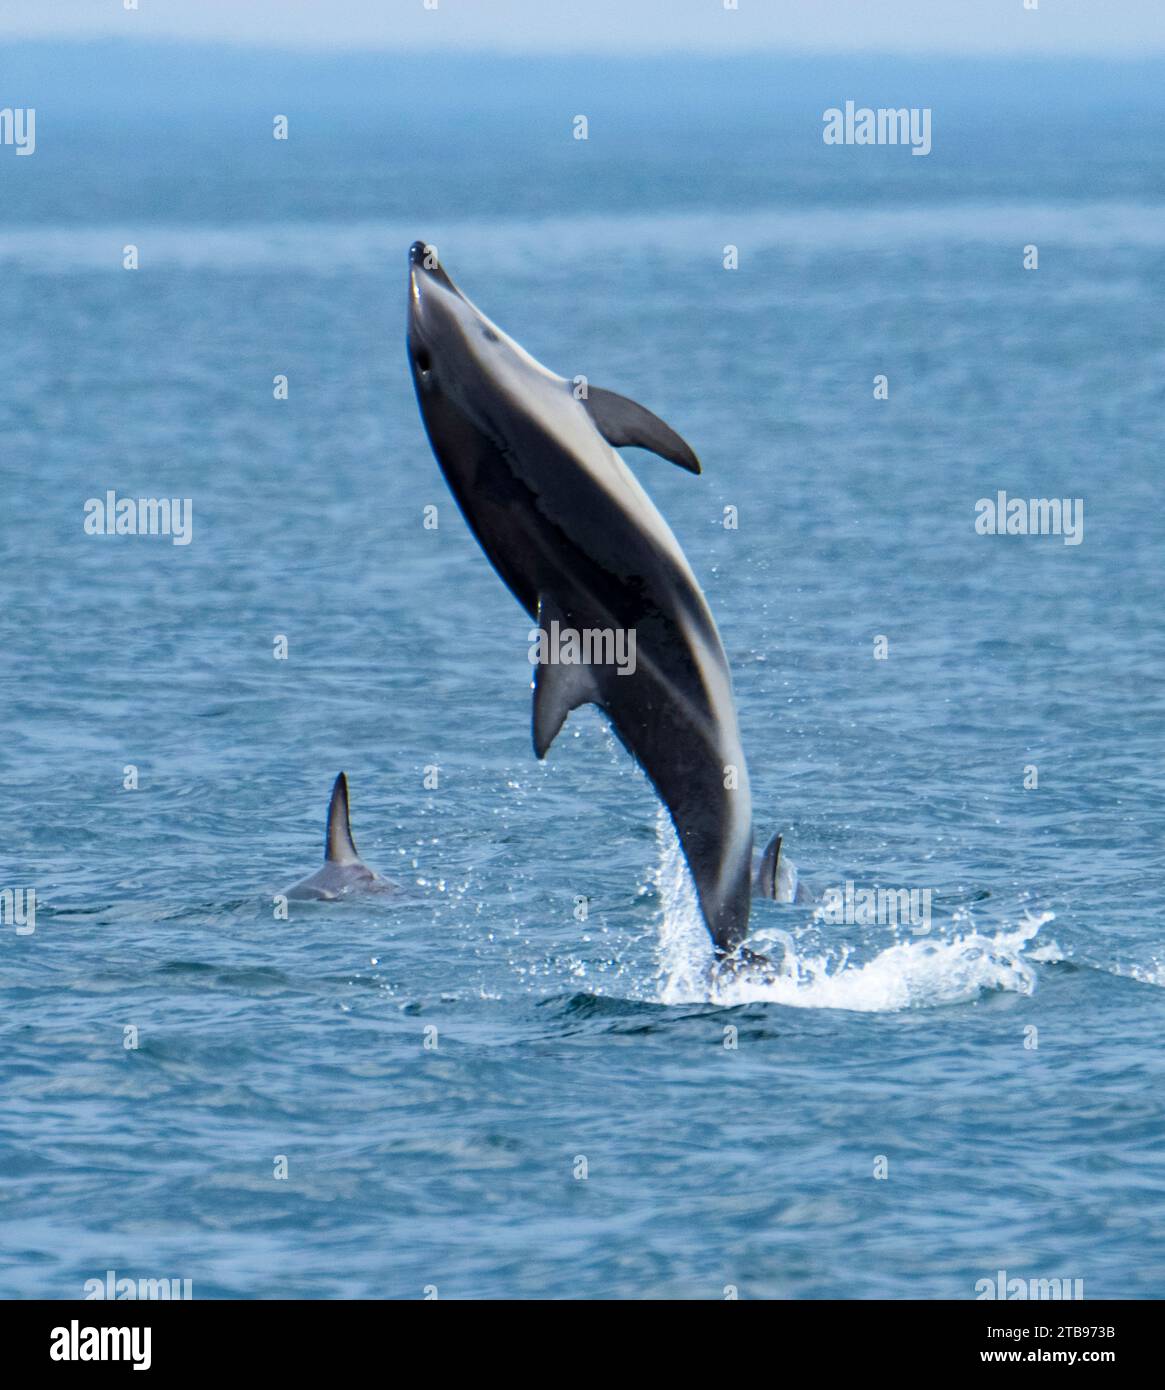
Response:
[283, 773, 397, 901]
[406, 241, 796, 954]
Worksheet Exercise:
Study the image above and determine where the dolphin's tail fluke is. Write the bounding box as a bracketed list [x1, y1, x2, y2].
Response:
[325, 772, 360, 865]
[753, 832, 810, 903]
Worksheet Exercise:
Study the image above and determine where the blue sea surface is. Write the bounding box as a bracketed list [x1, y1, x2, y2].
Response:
[1, 44, 1163, 1299]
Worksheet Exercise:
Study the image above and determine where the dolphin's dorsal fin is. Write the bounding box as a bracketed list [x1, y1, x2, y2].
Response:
[582, 386, 701, 474]
[325, 772, 360, 864]
[532, 596, 604, 759]
[754, 833, 782, 899]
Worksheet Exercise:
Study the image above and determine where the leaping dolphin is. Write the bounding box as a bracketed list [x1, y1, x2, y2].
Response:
[283, 773, 397, 901]
[406, 242, 798, 955]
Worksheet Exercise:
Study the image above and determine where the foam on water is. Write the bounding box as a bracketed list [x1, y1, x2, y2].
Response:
[649, 814, 1049, 1012]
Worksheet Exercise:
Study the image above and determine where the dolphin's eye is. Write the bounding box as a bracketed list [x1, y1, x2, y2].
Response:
[415, 349, 432, 376]
[482, 328, 499, 343]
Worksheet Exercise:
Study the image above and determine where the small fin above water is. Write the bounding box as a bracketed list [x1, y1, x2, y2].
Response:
[754, 833, 783, 899]
[282, 773, 397, 901]
[325, 772, 359, 864]
[753, 831, 810, 904]
[582, 386, 701, 474]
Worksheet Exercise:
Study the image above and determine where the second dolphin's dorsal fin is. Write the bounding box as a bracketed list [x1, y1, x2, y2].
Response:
[531, 595, 604, 759]
[754, 833, 782, 899]
[582, 386, 701, 474]
[753, 831, 806, 904]
[325, 772, 360, 864]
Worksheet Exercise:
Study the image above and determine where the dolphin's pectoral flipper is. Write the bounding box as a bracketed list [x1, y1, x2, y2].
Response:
[325, 772, 359, 864]
[532, 594, 604, 758]
[582, 387, 701, 475]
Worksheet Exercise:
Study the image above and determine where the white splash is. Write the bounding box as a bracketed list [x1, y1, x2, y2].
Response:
[1107, 957, 1165, 989]
[649, 813, 1050, 1012]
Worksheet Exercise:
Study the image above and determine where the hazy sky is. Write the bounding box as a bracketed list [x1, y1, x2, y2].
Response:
[1, 0, 1163, 55]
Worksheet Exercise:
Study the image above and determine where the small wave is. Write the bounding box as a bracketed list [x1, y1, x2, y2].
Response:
[649, 813, 1049, 1012]
[1026, 939, 1165, 991]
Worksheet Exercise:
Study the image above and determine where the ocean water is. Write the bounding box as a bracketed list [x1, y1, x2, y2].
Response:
[1, 44, 1164, 1300]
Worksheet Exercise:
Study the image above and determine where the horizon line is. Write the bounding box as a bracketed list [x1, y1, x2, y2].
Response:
[3, 35, 1165, 61]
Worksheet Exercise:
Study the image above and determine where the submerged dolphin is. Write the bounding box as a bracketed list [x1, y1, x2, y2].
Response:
[406, 242, 799, 955]
[283, 773, 397, 901]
